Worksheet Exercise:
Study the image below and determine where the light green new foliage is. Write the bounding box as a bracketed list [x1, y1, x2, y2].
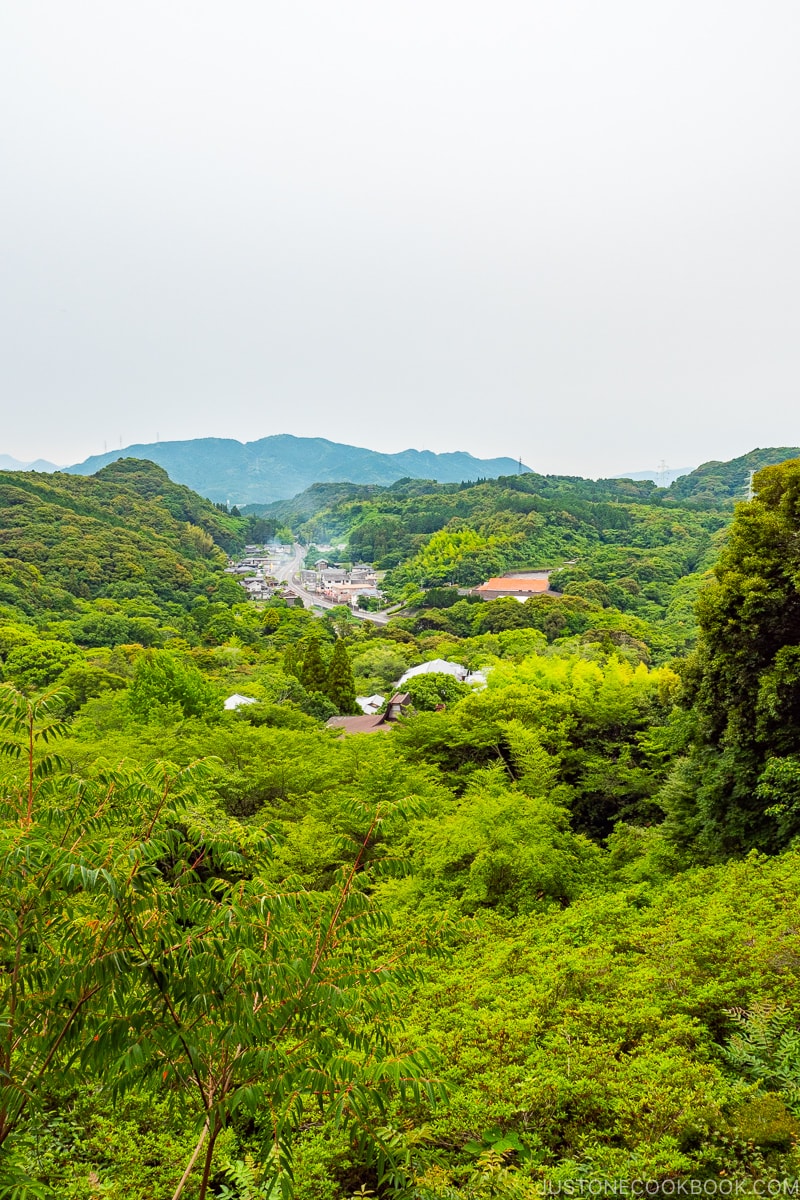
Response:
[127, 648, 218, 721]
[502, 719, 560, 798]
[398, 847, 800, 1189]
[395, 652, 679, 837]
[408, 764, 602, 915]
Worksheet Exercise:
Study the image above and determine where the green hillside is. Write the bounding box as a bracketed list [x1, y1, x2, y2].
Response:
[668, 446, 800, 503]
[0, 459, 246, 612]
[0, 461, 254, 689]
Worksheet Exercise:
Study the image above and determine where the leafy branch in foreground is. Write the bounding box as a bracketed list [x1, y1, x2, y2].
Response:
[0, 684, 441, 1197]
[0, 684, 70, 827]
[88, 793, 440, 1200]
[0, 684, 215, 1170]
[0, 683, 116, 1155]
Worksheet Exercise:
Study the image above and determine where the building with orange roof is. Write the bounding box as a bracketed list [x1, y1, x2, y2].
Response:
[475, 572, 554, 600]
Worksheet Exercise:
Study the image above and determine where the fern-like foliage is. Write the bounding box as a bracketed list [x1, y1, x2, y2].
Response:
[722, 1004, 800, 1113]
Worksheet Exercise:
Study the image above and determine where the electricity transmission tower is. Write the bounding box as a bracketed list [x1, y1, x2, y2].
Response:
[746, 470, 755, 501]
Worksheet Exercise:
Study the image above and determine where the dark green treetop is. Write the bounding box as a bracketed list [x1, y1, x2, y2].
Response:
[665, 458, 800, 856]
[325, 638, 359, 714]
[299, 636, 328, 694]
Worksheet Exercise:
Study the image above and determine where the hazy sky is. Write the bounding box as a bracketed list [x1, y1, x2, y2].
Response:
[2, 1, 799, 476]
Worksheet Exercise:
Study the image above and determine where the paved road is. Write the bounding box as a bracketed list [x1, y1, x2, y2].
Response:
[274, 544, 396, 625]
[272, 542, 306, 586]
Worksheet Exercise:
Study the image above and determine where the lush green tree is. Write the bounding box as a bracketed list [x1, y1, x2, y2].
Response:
[299, 637, 328, 694]
[128, 649, 218, 721]
[395, 654, 678, 836]
[408, 764, 602, 914]
[325, 638, 359, 714]
[2, 636, 81, 690]
[350, 642, 412, 691]
[57, 659, 128, 713]
[403, 672, 470, 711]
[664, 459, 800, 856]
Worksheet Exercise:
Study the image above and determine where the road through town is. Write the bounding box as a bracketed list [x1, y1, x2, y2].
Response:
[274, 544, 394, 625]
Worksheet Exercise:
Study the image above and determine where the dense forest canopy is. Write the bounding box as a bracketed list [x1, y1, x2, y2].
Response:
[1, 451, 800, 1197]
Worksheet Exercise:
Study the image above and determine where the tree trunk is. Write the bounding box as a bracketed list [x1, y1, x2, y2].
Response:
[197, 1116, 221, 1200]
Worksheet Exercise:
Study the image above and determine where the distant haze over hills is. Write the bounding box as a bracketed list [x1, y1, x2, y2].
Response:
[65, 436, 532, 505]
[5, 440, 798, 507]
[0, 454, 59, 473]
[618, 467, 693, 487]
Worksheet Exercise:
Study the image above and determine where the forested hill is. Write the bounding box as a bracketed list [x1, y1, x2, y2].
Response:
[250, 470, 668, 536]
[0, 459, 245, 619]
[65, 434, 531, 504]
[667, 446, 800, 502]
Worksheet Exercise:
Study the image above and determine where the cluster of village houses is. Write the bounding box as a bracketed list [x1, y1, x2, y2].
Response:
[297, 560, 383, 608]
[227, 542, 556, 611]
[225, 546, 386, 610]
[224, 543, 302, 604]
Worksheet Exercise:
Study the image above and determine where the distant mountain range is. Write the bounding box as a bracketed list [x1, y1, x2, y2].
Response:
[63, 436, 532, 504]
[253, 446, 800, 520]
[0, 454, 59, 473]
[4, 439, 798, 508]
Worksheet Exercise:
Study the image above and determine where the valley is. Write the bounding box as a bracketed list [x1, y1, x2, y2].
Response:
[0, 446, 799, 1197]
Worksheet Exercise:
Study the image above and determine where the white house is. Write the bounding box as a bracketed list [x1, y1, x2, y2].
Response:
[224, 693, 258, 711]
[397, 659, 468, 686]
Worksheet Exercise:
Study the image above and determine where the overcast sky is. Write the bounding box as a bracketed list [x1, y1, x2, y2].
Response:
[2, 1, 798, 476]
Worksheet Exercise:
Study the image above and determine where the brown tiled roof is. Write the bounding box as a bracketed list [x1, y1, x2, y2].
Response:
[476, 577, 550, 593]
[326, 714, 391, 735]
